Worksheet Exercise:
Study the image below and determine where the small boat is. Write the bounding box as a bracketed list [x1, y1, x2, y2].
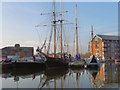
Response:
[69, 60, 84, 68]
[87, 55, 99, 69]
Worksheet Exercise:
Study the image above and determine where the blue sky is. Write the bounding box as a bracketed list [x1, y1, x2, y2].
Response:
[1, 2, 118, 54]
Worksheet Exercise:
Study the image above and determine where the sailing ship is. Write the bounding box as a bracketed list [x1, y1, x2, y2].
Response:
[69, 4, 84, 68]
[36, 0, 70, 69]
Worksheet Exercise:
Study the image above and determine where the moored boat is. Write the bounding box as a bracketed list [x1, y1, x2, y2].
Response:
[69, 60, 84, 68]
[87, 55, 99, 69]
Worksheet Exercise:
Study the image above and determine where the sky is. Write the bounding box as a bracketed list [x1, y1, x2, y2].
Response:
[1, 1, 118, 54]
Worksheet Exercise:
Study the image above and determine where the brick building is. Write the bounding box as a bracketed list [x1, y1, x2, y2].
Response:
[1, 44, 34, 58]
[92, 35, 120, 60]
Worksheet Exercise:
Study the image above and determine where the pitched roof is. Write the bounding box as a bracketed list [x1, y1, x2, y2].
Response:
[97, 35, 120, 40]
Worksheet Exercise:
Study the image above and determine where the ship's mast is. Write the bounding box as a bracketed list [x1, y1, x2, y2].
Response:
[53, 0, 56, 58]
[91, 25, 93, 55]
[60, 0, 63, 58]
[75, 4, 78, 56]
[36, 0, 70, 57]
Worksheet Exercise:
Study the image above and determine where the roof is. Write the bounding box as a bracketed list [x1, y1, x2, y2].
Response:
[1, 47, 33, 50]
[97, 35, 120, 40]
[2, 47, 14, 50]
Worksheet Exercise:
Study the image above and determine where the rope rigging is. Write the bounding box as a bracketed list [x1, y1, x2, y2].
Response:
[35, 1, 72, 57]
[47, 26, 53, 55]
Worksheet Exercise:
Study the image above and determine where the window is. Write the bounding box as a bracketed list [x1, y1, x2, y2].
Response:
[108, 44, 110, 46]
[95, 45, 98, 48]
[118, 44, 120, 48]
[104, 48, 107, 51]
[104, 44, 107, 47]
[105, 40, 108, 42]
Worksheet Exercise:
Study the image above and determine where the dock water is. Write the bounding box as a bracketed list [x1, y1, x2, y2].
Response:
[1, 61, 120, 88]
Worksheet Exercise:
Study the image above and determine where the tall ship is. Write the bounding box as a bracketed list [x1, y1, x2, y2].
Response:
[69, 4, 85, 68]
[36, 0, 71, 68]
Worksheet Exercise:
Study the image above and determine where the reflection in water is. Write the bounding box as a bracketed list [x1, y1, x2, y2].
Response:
[104, 63, 120, 88]
[2, 63, 120, 88]
[40, 68, 68, 89]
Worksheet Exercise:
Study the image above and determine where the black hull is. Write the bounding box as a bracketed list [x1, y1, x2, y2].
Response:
[12, 62, 46, 69]
[1, 63, 13, 69]
[45, 57, 68, 69]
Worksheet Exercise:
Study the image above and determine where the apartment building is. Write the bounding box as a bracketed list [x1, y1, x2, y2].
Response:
[92, 35, 120, 60]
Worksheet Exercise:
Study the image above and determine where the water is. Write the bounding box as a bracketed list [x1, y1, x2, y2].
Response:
[1, 62, 120, 89]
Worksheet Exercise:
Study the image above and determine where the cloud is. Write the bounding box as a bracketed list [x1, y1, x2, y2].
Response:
[103, 32, 119, 36]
